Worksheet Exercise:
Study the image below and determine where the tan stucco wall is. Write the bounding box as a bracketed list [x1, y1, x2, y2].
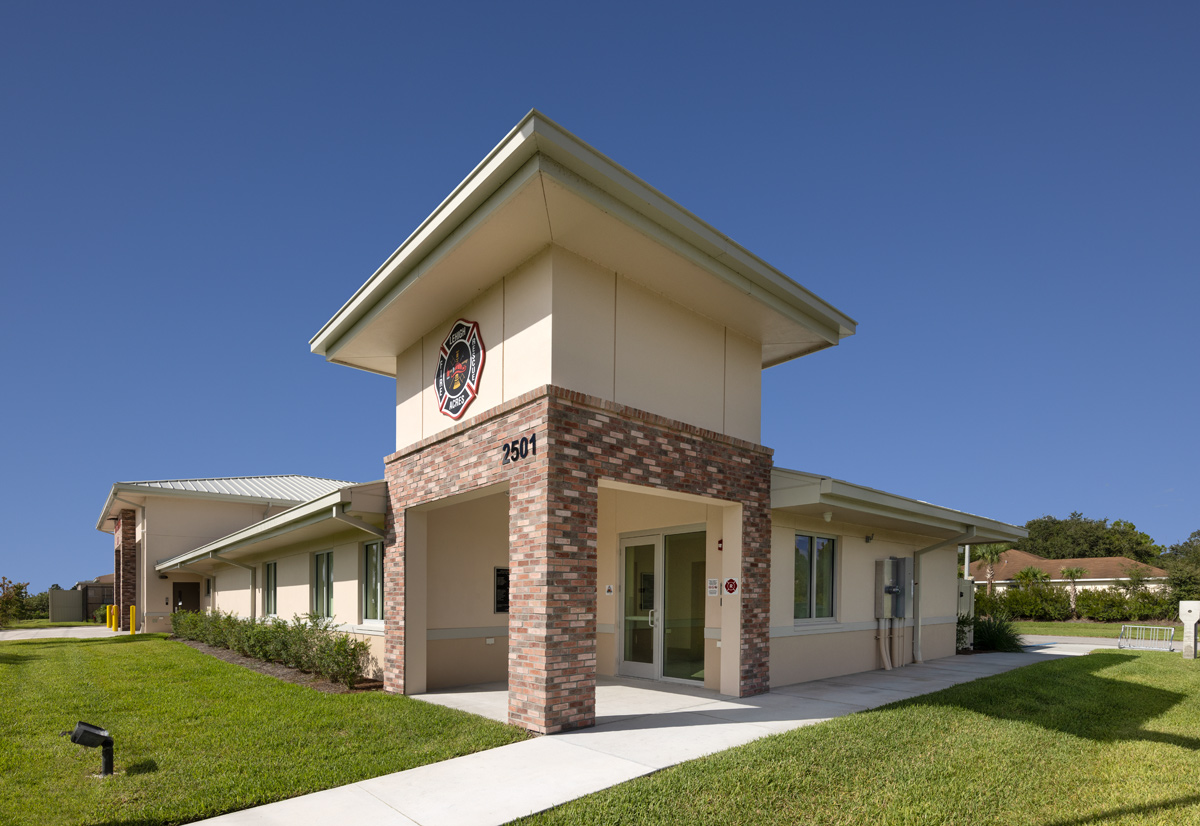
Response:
[768, 512, 958, 687]
[427, 637, 508, 690]
[135, 495, 289, 629]
[213, 567, 253, 617]
[394, 245, 763, 452]
[423, 492, 511, 688]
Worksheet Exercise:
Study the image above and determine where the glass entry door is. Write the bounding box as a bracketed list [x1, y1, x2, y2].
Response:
[619, 530, 706, 682]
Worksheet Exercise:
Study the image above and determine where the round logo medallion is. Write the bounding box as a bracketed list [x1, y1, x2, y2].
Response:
[435, 319, 485, 419]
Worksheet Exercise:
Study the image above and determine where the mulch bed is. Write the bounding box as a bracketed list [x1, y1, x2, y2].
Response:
[174, 638, 384, 694]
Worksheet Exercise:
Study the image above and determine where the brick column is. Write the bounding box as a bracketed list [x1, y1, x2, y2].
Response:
[507, 436, 597, 733]
[115, 509, 137, 631]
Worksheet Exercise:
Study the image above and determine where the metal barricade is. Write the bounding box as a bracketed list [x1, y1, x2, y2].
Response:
[1117, 625, 1176, 651]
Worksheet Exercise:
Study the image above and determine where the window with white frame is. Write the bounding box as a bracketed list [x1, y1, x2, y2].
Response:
[363, 541, 383, 622]
[264, 562, 278, 616]
[313, 551, 333, 618]
[794, 534, 836, 621]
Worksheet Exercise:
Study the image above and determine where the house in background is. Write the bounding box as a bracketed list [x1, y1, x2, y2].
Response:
[968, 548, 1167, 592]
[95, 476, 353, 632]
[97, 112, 1026, 734]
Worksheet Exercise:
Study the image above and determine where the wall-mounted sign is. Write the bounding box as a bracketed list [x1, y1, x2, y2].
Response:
[494, 567, 510, 614]
[707, 578, 719, 597]
[723, 577, 739, 596]
[435, 319, 485, 419]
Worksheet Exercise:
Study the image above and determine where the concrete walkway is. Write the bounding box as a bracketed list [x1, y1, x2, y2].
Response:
[199, 649, 1071, 826]
[0, 625, 123, 641]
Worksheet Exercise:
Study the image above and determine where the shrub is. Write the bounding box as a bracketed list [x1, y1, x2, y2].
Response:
[1002, 583, 1072, 621]
[975, 588, 1003, 618]
[956, 613, 974, 651]
[1076, 588, 1130, 622]
[974, 613, 1024, 652]
[168, 610, 368, 688]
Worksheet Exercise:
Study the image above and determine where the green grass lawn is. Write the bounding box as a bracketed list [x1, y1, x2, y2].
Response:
[521, 651, 1200, 826]
[5, 618, 99, 629]
[1014, 620, 1183, 639]
[0, 634, 527, 826]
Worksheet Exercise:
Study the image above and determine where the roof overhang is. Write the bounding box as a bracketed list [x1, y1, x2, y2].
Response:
[310, 110, 857, 376]
[771, 468, 1028, 544]
[95, 483, 313, 534]
[154, 481, 387, 572]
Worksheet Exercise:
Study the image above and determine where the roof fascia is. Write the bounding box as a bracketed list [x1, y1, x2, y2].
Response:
[97, 483, 306, 533]
[534, 156, 847, 348]
[771, 469, 1027, 543]
[152, 482, 386, 571]
[311, 112, 543, 358]
[154, 488, 352, 570]
[526, 117, 856, 340]
[312, 109, 856, 364]
[320, 152, 544, 365]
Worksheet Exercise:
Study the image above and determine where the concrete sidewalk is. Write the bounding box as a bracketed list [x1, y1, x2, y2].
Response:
[0, 625, 124, 641]
[199, 649, 1067, 826]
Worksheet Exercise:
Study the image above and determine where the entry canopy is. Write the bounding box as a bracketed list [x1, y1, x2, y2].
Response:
[154, 481, 387, 573]
[771, 469, 1028, 545]
[311, 110, 857, 376]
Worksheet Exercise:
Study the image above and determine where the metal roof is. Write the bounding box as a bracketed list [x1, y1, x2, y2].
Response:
[115, 475, 355, 502]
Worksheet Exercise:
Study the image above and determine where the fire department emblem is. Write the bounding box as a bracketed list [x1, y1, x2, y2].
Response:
[435, 319, 485, 419]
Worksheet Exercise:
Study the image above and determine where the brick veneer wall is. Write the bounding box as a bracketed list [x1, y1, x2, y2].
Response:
[115, 509, 137, 631]
[382, 384, 773, 733]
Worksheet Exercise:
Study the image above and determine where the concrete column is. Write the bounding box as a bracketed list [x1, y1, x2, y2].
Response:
[1181, 601, 1200, 659]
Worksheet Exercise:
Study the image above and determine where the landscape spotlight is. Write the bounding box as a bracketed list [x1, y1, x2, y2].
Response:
[66, 721, 114, 777]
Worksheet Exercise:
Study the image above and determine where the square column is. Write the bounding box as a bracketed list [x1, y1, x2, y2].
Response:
[115, 509, 136, 631]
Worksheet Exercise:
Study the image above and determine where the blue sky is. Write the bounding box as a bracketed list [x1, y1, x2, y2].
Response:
[2, 3, 1196, 591]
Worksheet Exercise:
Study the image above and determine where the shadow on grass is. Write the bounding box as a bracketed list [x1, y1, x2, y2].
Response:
[1041, 791, 1200, 825]
[0, 651, 42, 664]
[125, 759, 158, 776]
[915, 651, 1200, 750]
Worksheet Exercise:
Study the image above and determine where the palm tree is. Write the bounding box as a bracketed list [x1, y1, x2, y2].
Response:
[1013, 566, 1050, 588]
[977, 545, 1006, 595]
[1059, 566, 1088, 618]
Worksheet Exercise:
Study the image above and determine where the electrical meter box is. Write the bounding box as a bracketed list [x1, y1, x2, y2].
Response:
[875, 557, 913, 619]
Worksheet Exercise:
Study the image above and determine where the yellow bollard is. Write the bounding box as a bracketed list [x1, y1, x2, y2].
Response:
[109, 605, 115, 631]
[106, 605, 112, 630]
[129, 606, 136, 635]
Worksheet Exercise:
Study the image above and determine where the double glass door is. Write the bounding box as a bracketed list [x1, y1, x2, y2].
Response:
[620, 530, 707, 682]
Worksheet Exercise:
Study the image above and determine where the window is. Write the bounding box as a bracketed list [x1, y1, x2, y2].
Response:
[794, 534, 835, 621]
[264, 562, 277, 616]
[363, 542, 383, 621]
[204, 578, 211, 597]
[314, 551, 333, 617]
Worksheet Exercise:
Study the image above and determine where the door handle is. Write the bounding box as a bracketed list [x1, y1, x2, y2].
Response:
[648, 608, 657, 629]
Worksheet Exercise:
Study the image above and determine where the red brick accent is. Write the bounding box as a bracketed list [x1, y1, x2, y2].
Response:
[382, 385, 773, 733]
[114, 509, 137, 630]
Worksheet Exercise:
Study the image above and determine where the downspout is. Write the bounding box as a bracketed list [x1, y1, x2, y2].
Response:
[913, 527, 977, 664]
[878, 618, 892, 670]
